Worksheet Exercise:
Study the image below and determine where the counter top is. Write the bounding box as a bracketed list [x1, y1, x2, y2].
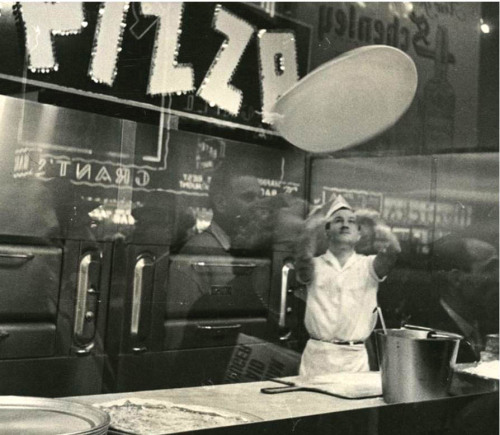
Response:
[66, 374, 498, 434]
[67, 376, 385, 423]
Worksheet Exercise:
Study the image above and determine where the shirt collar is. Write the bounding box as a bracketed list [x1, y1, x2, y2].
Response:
[208, 221, 231, 251]
[322, 249, 358, 270]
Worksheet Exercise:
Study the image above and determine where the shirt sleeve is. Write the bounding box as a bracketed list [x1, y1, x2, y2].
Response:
[368, 255, 387, 283]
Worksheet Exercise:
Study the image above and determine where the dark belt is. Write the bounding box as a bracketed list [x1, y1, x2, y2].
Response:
[311, 337, 365, 346]
[332, 340, 364, 346]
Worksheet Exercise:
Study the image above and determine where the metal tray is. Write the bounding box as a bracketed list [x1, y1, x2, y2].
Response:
[0, 396, 110, 435]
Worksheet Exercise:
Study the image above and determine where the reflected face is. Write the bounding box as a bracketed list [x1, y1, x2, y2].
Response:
[457, 259, 499, 303]
[445, 240, 499, 313]
[227, 175, 262, 220]
[326, 208, 360, 246]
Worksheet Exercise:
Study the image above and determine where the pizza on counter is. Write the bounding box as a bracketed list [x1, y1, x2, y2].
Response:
[96, 398, 258, 434]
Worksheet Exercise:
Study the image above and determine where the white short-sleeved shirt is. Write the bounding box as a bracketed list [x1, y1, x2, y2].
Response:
[304, 250, 385, 342]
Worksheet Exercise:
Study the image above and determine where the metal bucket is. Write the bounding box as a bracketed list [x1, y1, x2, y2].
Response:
[375, 327, 462, 403]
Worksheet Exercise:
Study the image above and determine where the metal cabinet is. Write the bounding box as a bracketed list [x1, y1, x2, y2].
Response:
[0, 240, 112, 397]
[0, 244, 61, 359]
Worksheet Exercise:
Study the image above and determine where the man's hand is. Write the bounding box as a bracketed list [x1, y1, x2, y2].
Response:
[373, 223, 401, 255]
[355, 209, 401, 255]
[354, 209, 401, 278]
[373, 223, 401, 279]
[355, 209, 380, 254]
[303, 210, 331, 256]
[294, 211, 327, 285]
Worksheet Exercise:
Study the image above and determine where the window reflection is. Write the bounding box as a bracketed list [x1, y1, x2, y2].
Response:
[0, 13, 495, 416]
[0, 91, 496, 398]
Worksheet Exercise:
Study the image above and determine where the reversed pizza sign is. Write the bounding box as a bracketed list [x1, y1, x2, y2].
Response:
[0, 2, 310, 129]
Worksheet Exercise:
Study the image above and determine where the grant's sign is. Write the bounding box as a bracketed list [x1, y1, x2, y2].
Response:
[1, 3, 310, 129]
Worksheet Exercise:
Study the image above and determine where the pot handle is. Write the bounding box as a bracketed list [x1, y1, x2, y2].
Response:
[403, 324, 463, 340]
[403, 324, 435, 333]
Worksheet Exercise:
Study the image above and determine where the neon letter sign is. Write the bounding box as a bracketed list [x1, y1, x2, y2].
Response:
[141, 2, 194, 95]
[258, 30, 299, 123]
[19, 2, 86, 72]
[197, 6, 254, 116]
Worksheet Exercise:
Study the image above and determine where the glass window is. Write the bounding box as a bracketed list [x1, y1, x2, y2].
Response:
[0, 6, 496, 425]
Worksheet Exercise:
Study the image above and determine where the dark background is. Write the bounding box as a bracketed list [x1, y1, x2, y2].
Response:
[478, 2, 499, 150]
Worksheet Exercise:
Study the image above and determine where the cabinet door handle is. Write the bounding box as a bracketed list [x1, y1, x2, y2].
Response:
[197, 324, 242, 331]
[279, 262, 294, 329]
[0, 252, 34, 266]
[74, 252, 101, 348]
[0, 252, 34, 260]
[131, 255, 155, 341]
[193, 262, 257, 268]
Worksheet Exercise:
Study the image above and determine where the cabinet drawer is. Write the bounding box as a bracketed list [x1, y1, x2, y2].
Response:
[0, 323, 55, 358]
[167, 255, 271, 319]
[0, 245, 62, 321]
[163, 318, 269, 350]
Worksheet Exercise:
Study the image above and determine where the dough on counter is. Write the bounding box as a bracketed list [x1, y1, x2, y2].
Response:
[97, 398, 256, 435]
[461, 360, 500, 380]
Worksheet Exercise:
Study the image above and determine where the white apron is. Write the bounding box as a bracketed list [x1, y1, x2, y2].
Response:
[299, 339, 369, 378]
[299, 252, 381, 377]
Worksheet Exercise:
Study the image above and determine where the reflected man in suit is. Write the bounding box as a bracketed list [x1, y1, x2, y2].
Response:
[427, 236, 498, 362]
[179, 160, 264, 256]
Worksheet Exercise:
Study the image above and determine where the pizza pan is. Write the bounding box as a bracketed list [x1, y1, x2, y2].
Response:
[0, 396, 110, 435]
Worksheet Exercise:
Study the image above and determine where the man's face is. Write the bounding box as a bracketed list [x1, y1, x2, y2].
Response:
[326, 208, 360, 246]
[456, 259, 498, 303]
[445, 240, 499, 319]
[227, 175, 262, 221]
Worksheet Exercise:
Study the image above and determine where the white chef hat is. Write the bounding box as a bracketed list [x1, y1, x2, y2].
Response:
[325, 194, 353, 220]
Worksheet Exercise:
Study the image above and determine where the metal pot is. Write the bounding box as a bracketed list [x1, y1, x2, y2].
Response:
[375, 326, 462, 403]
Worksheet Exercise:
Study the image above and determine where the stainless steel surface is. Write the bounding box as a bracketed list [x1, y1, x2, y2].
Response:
[402, 324, 463, 339]
[74, 253, 93, 342]
[166, 255, 271, 320]
[376, 306, 387, 334]
[0, 323, 55, 359]
[375, 328, 461, 403]
[196, 324, 242, 330]
[131, 256, 155, 336]
[0, 252, 34, 260]
[0, 395, 110, 435]
[74, 251, 101, 348]
[0, 245, 62, 320]
[193, 261, 258, 268]
[279, 262, 294, 329]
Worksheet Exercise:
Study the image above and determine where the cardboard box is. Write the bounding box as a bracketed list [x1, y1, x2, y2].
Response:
[224, 333, 301, 383]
